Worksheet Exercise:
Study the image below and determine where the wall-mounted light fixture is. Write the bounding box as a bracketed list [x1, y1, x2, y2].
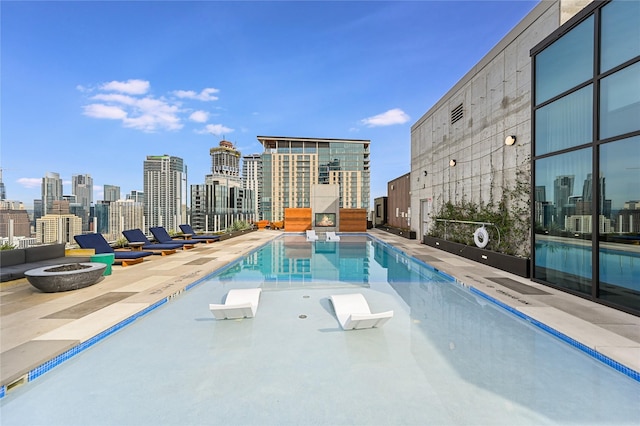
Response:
[504, 135, 517, 146]
[423, 170, 428, 176]
[449, 159, 457, 167]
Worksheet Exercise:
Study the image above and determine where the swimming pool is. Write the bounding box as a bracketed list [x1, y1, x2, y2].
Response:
[1, 235, 639, 425]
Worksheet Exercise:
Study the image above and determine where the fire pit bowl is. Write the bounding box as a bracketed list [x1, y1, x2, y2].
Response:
[25, 263, 106, 293]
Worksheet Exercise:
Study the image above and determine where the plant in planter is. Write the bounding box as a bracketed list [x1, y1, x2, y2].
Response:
[1, 242, 17, 250]
[114, 237, 128, 248]
[428, 167, 530, 258]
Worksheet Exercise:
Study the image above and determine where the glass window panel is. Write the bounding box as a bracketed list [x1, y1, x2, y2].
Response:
[601, 0, 640, 72]
[598, 136, 640, 310]
[600, 62, 640, 139]
[535, 85, 593, 155]
[534, 148, 593, 295]
[535, 16, 594, 105]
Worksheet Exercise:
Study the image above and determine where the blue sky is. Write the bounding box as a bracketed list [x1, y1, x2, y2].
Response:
[1, 0, 538, 210]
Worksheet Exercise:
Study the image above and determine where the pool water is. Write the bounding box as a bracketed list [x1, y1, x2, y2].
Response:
[1, 235, 639, 425]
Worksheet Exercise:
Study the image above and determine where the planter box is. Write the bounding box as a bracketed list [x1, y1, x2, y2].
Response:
[376, 226, 416, 240]
[422, 236, 530, 278]
[217, 228, 257, 241]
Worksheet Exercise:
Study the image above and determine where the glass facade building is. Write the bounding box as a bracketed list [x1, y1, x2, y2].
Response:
[257, 136, 370, 222]
[531, 0, 640, 313]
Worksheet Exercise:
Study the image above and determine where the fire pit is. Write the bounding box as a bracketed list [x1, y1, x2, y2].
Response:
[24, 262, 106, 293]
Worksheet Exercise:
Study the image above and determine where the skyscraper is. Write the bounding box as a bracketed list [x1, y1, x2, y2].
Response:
[243, 154, 262, 219]
[72, 174, 93, 232]
[41, 172, 63, 216]
[104, 185, 121, 202]
[257, 136, 370, 222]
[143, 155, 187, 232]
[190, 141, 255, 232]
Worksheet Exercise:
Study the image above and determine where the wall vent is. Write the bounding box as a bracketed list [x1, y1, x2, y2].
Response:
[451, 103, 464, 124]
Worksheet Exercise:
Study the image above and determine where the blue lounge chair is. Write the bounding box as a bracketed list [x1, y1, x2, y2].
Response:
[122, 229, 182, 254]
[178, 224, 220, 242]
[74, 233, 152, 266]
[149, 227, 204, 248]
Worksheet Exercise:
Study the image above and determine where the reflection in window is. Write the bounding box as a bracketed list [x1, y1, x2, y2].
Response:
[534, 148, 592, 295]
[535, 16, 593, 105]
[600, 62, 640, 139]
[599, 136, 640, 309]
[601, 0, 640, 72]
[535, 85, 592, 155]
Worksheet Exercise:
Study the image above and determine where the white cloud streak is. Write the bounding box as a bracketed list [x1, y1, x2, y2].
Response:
[80, 80, 222, 133]
[196, 124, 234, 136]
[17, 178, 42, 189]
[173, 88, 219, 101]
[189, 110, 209, 123]
[360, 108, 410, 127]
[100, 79, 150, 95]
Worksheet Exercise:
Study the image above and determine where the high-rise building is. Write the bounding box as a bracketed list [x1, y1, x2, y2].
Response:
[41, 172, 63, 216]
[257, 136, 370, 222]
[143, 155, 187, 232]
[36, 213, 82, 244]
[210, 140, 241, 186]
[72, 174, 93, 232]
[243, 154, 262, 219]
[127, 190, 144, 203]
[0, 209, 31, 238]
[0, 168, 6, 201]
[109, 199, 144, 240]
[189, 141, 256, 232]
[104, 185, 121, 202]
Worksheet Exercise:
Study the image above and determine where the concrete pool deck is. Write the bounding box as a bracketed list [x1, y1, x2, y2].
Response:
[1, 229, 639, 396]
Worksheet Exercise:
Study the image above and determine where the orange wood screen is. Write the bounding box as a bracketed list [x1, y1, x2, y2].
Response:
[284, 208, 312, 232]
[338, 208, 367, 232]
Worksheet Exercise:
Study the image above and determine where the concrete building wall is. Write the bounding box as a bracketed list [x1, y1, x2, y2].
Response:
[311, 184, 339, 231]
[387, 173, 411, 230]
[410, 0, 564, 239]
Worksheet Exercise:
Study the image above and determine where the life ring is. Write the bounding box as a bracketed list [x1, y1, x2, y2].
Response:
[473, 226, 489, 248]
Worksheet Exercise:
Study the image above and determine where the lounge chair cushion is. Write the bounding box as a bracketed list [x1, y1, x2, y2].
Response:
[75, 234, 152, 259]
[178, 224, 220, 241]
[123, 229, 183, 250]
[149, 227, 203, 246]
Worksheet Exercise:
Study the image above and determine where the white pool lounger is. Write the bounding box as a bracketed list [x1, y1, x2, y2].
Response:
[209, 288, 262, 319]
[329, 293, 393, 330]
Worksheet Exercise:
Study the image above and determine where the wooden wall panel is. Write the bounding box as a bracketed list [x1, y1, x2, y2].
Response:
[339, 208, 367, 232]
[284, 208, 312, 232]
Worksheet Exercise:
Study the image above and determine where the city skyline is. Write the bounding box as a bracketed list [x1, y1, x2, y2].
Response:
[2, 1, 538, 209]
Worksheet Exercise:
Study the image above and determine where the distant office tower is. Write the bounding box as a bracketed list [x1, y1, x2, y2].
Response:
[257, 136, 371, 221]
[553, 175, 575, 225]
[36, 213, 82, 244]
[104, 185, 121, 202]
[0, 169, 6, 201]
[243, 154, 262, 219]
[143, 155, 187, 232]
[127, 190, 144, 203]
[109, 199, 144, 240]
[72, 174, 93, 232]
[0, 209, 31, 238]
[42, 172, 63, 216]
[94, 201, 110, 235]
[210, 140, 241, 186]
[189, 141, 255, 232]
[33, 199, 43, 225]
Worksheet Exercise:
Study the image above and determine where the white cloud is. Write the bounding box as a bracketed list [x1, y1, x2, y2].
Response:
[17, 178, 41, 189]
[360, 108, 410, 127]
[81, 80, 222, 133]
[173, 87, 219, 101]
[100, 79, 150, 95]
[189, 110, 209, 123]
[196, 124, 234, 136]
[83, 104, 128, 119]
